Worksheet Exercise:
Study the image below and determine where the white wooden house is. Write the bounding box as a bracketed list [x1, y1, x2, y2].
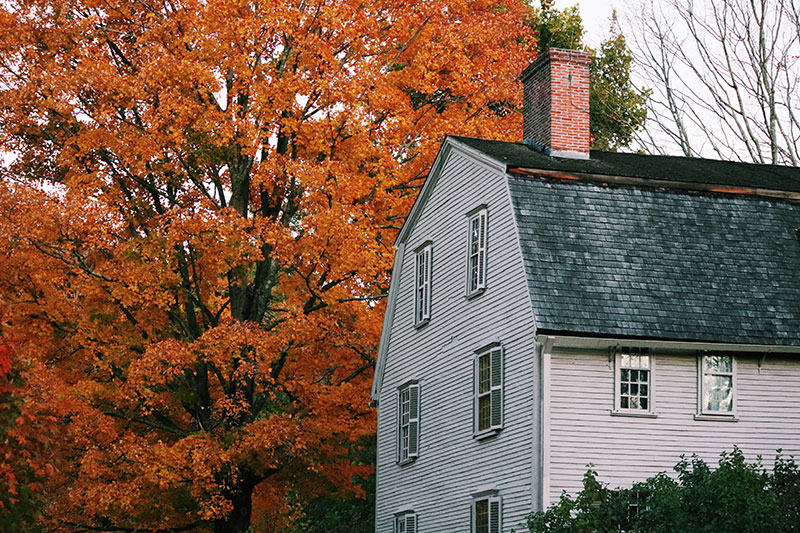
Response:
[370, 48, 800, 533]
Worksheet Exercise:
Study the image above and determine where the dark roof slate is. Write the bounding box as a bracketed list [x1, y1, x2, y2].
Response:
[506, 174, 800, 345]
[452, 135, 800, 193]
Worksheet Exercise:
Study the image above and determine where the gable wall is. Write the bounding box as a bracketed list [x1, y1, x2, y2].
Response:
[375, 148, 540, 532]
[547, 348, 800, 502]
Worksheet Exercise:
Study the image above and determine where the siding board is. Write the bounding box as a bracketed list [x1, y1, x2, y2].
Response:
[548, 350, 800, 503]
[375, 149, 539, 532]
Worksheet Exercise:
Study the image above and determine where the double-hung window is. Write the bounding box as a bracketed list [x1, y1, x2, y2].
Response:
[466, 207, 487, 296]
[614, 347, 654, 414]
[414, 243, 432, 326]
[475, 345, 503, 437]
[397, 382, 420, 463]
[394, 511, 417, 533]
[472, 495, 501, 533]
[699, 354, 735, 415]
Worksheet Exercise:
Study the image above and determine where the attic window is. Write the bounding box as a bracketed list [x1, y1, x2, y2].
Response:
[466, 207, 487, 297]
[414, 242, 432, 326]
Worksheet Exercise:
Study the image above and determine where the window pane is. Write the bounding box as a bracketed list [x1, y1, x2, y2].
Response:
[476, 500, 489, 533]
[705, 355, 732, 373]
[619, 357, 650, 410]
[471, 219, 480, 253]
[401, 390, 410, 424]
[479, 355, 491, 394]
[704, 374, 733, 411]
[478, 395, 491, 431]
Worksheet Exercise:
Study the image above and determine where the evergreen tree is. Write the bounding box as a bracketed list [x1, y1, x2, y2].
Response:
[526, 2, 649, 151]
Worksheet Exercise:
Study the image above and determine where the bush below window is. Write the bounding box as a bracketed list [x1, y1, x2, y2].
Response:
[528, 447, 800, 533]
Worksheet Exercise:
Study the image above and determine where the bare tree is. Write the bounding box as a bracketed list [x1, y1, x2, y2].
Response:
[625, 0, 800, 165]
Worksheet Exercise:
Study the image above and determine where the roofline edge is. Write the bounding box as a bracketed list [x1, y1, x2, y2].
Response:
[509, 167, 800, 202]
[536, 332, 800, 353]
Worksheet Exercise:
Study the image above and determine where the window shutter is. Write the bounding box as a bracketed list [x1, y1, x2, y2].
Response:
[478, 212, 486, 289]
[490, 348, 503, 430]
[408, 384, 420, 457]
[473, 356, 478, 434]
[489, 497, 501, 533]
[425, 248, 431, 319]
[406, 513, 417, 533]
[396, 390, 401, 463]
[470, 500, 474, 533]
[415, 245, 432, 323]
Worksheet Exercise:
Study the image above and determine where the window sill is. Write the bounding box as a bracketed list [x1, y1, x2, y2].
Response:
[610, 410, 658, 419]
[465, 288, 485, 301]
[397, 457, 417, 466]
[473, 429, 500, 441]
[694, 414, 739, 422]
[414, 318, 429, 330]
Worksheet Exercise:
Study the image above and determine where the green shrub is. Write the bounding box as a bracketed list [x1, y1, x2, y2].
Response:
[528, 447, 800, 533]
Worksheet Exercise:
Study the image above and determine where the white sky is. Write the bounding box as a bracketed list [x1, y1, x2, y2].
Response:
[552, 0, 617, 48]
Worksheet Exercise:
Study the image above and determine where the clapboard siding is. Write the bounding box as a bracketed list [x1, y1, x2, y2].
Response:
[375, 147, 539, 532]
[548, 349, 800, 503]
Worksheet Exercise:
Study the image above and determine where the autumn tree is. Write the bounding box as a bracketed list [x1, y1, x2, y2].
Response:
[526, 1, 648, 150]
[0, 326, 46, 532]
[0, 0, 534, 531]
[626, 0, 800, 164]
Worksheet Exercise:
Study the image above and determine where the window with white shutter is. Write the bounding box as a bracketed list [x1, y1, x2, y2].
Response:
[414, 243, 432, 326]
[466, 208, 487, 296]
[397, 382, 420, 463]
[475, 345, 503, 437]
[394, 511, 417, 533]
[472, 495, 501, 533]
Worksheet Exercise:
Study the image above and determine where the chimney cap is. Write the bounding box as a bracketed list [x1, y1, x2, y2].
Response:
[520, 48, 593, 83]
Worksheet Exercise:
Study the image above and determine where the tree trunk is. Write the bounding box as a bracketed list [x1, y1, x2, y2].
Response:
[214, 481, 254, 533]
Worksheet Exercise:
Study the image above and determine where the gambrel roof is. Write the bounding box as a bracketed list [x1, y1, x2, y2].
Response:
[456, 135, 800, 346]
[371, 135, 800, 400]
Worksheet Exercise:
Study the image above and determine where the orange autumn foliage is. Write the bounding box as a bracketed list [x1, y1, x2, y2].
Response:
[0, 0, 534, 531]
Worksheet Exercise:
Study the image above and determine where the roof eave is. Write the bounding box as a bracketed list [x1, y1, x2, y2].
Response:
[536, 331, 800, 353]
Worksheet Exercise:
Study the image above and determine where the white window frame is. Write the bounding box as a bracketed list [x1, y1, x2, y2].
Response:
[394, 511, 417, 533]
[414, 242, 432, 326]
[466, 207, 488, 297]
[397, 382, 420, 463]
[472, 495, 501, 533]
[474, 344, 503, 438]
[613, 347, 656, 416]
[698, 354, 736, 417]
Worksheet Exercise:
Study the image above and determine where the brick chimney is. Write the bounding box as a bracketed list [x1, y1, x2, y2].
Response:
[521, 48, 592, 159]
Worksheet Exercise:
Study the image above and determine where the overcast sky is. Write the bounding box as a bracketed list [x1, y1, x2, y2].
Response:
[552, 0, 617, 47]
